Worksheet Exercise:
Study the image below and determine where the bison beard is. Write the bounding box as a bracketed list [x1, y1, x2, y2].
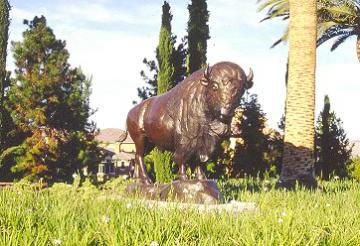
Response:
[126, 61, 253, 184]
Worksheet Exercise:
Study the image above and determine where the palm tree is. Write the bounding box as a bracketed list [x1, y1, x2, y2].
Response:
[258, 0, 360, 62]
[279, 0, 318, 188]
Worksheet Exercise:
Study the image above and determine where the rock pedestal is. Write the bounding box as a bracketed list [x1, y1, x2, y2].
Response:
[125, 179, 223, 205]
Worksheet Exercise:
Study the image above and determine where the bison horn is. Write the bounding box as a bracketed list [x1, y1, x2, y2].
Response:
[201, 64, 211, 86]
[245, 68, 254, 89]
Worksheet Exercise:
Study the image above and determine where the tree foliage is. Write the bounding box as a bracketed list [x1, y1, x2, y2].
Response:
[157, 2, 175, 95]
[315, 95, 352, 179]
[136, 2, 186, 103]
[0, 0, 10, 155]
[186, 0, 210, 74]
[4, 16, 100, 183]
[232, 94, 282, 177]
[152, 1, 177, 183]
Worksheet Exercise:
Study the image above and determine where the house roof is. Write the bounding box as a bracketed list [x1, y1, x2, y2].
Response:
[114, 152, 135, 161]
[95, 128, 134, 144]
[100, 147, 116, 156]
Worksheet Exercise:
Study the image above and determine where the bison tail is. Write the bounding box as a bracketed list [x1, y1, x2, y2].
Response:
[118, 128, 128, 143]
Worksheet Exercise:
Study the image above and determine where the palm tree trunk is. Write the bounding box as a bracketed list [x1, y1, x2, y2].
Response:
[280, 0, 317, 189]
[357, 35, 360, 63]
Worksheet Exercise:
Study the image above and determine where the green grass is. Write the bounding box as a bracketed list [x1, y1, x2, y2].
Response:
[1, 178, 360, 245]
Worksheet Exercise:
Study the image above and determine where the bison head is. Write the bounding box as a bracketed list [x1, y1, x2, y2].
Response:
[201, 62, 253, 122]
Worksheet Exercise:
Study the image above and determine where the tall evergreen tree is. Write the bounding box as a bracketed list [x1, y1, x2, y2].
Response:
[135, 58, 158, 103]
[136, 10, 186, 103]
[186, 0, 210, 75]
[6, 16, 100, 183]
[152, 1, 176, 183]
[232, 94, 270, 177]
[157, 2, 174, 94]
[315, 95, 352, 179]
[0, 0, 10, 155]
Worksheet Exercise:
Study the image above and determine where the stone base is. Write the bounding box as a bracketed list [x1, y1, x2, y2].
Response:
[125, 179, 223, 205]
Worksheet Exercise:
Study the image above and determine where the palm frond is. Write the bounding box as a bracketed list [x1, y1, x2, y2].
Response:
[317, 21, 337, 38]
[319, 0, 360, 26]
[258, 0, 289, 21]
[271, 26, 289, 48]
[331, 30, 357, 51]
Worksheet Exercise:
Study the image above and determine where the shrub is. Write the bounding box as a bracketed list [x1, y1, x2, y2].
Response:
[347, 157, 360, 181]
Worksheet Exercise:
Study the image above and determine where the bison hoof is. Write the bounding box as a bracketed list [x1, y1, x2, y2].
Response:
[196, 174, 207, 181]
[137, 177, 152, 185]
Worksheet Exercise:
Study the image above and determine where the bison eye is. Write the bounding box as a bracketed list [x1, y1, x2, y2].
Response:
[212, 83, 219, 91]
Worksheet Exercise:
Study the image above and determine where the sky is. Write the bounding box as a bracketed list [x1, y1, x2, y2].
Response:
[6, 0, 360, 140]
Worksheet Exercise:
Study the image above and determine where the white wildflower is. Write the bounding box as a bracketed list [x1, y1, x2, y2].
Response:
[101, 215, 110, 224]
[52, 239, 62, 245]
[150, 241, 159, 246]
[281, 212, 287, 217]
[72, 173, 77, 179]
[334, 176, 340, 181]
[230, 199, 237, 204]
[263, 187, 269, 192]
[183, 188, 189, 193]
[126, 202, 132, 209]
[278, 218, 284, 224]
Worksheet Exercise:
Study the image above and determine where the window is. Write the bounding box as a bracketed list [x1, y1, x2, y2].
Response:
[98, 164, 105, 174]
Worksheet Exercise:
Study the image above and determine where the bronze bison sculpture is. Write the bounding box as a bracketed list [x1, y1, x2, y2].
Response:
[123, 61, 253, 184]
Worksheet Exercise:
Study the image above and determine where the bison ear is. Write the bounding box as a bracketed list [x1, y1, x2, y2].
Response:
[201, 64, 211, 86]
[245, 80, 253, 89]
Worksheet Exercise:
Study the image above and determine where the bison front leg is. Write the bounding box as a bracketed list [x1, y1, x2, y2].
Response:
[195, 165, 206, 180]
[173, 151, 188, 181]
[178, 163, 188, 181]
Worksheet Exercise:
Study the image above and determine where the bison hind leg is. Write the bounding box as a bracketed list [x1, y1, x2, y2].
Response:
[132, 134, 152, 185]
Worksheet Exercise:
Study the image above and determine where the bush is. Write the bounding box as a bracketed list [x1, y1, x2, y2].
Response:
[348, 157, 360, 181]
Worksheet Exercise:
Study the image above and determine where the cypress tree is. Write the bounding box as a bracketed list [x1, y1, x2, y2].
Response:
[0, 0, 10, 154]
[152, 1, 175, 183]
[315, 95, 352, 179]
[186, 0, 210, 75]
[157, 1, 174, 94]
[136, 7, 186, 103]
[7, 16, 100, 183]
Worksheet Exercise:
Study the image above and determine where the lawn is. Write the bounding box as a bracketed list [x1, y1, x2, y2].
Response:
[1, 178, 360, 245]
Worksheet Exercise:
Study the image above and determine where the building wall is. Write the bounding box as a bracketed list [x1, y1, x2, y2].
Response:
[120, 143, 136, 153]
[115, 159, 131, 167]
[99, 143, 120, 154]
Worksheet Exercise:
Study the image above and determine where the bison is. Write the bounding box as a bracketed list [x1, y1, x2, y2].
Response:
[122, 61, 253, 184]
